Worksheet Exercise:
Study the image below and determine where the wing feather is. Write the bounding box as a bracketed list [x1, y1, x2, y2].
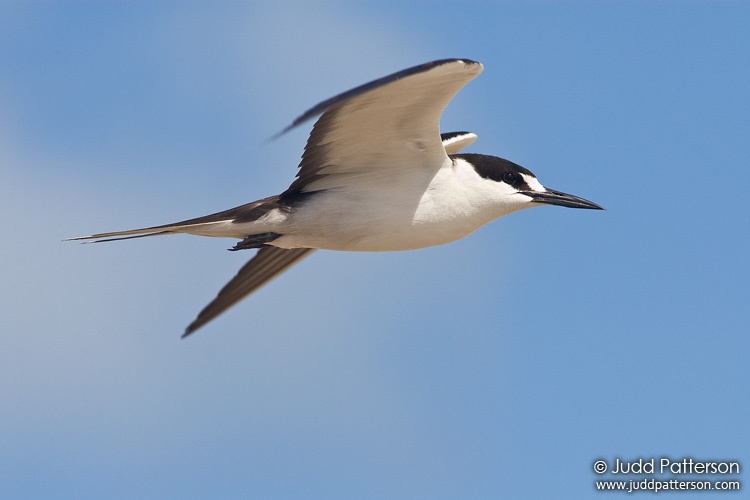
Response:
[280, 59, 483, 197]
[440, 131, 478, 154]
[183, 247, 314, 337]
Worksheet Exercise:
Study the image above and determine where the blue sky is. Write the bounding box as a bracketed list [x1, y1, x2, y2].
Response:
[1, 1, 748, 498]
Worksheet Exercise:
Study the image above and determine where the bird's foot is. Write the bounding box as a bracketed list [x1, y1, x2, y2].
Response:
[229, 232, 282, 251]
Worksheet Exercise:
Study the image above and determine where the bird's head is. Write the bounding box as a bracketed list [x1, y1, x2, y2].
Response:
[453, 153, 604, 214]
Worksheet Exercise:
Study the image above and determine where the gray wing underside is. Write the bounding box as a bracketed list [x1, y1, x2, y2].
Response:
[183, 247, 313, 337]
[280, 59, 483, 196]
[277, 59, 480, 136]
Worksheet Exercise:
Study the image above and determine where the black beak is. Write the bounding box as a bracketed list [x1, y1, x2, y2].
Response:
[526, 188, 604, 210]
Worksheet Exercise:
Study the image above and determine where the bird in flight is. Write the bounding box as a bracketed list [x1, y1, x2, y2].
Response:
[69, 58, 603, 337]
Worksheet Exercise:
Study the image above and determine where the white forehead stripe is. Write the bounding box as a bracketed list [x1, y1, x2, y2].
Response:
[522, 173, 546, 192]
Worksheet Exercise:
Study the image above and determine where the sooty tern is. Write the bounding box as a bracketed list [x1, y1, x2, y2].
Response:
[69, 58, 603, 337]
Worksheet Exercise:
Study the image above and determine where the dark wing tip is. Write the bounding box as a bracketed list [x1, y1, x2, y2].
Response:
[182, 323, 199, 338]
[180, 247, 314, 338]
[270, 58, 482, 140]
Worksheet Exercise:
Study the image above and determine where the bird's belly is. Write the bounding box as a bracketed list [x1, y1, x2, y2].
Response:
[327, 224, 467, 251]
[277, 195, 490, 252]
[279, 222, 469, 252]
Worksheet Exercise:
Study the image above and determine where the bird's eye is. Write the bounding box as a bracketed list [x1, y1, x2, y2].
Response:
[502, 172, 517, 185]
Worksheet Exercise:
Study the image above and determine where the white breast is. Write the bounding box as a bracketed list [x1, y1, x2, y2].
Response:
[273, 158, 522, 252]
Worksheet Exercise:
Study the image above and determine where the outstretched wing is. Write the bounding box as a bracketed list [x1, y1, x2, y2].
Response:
[183, 247, 313, 337]
[279, 59, 483, 197]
